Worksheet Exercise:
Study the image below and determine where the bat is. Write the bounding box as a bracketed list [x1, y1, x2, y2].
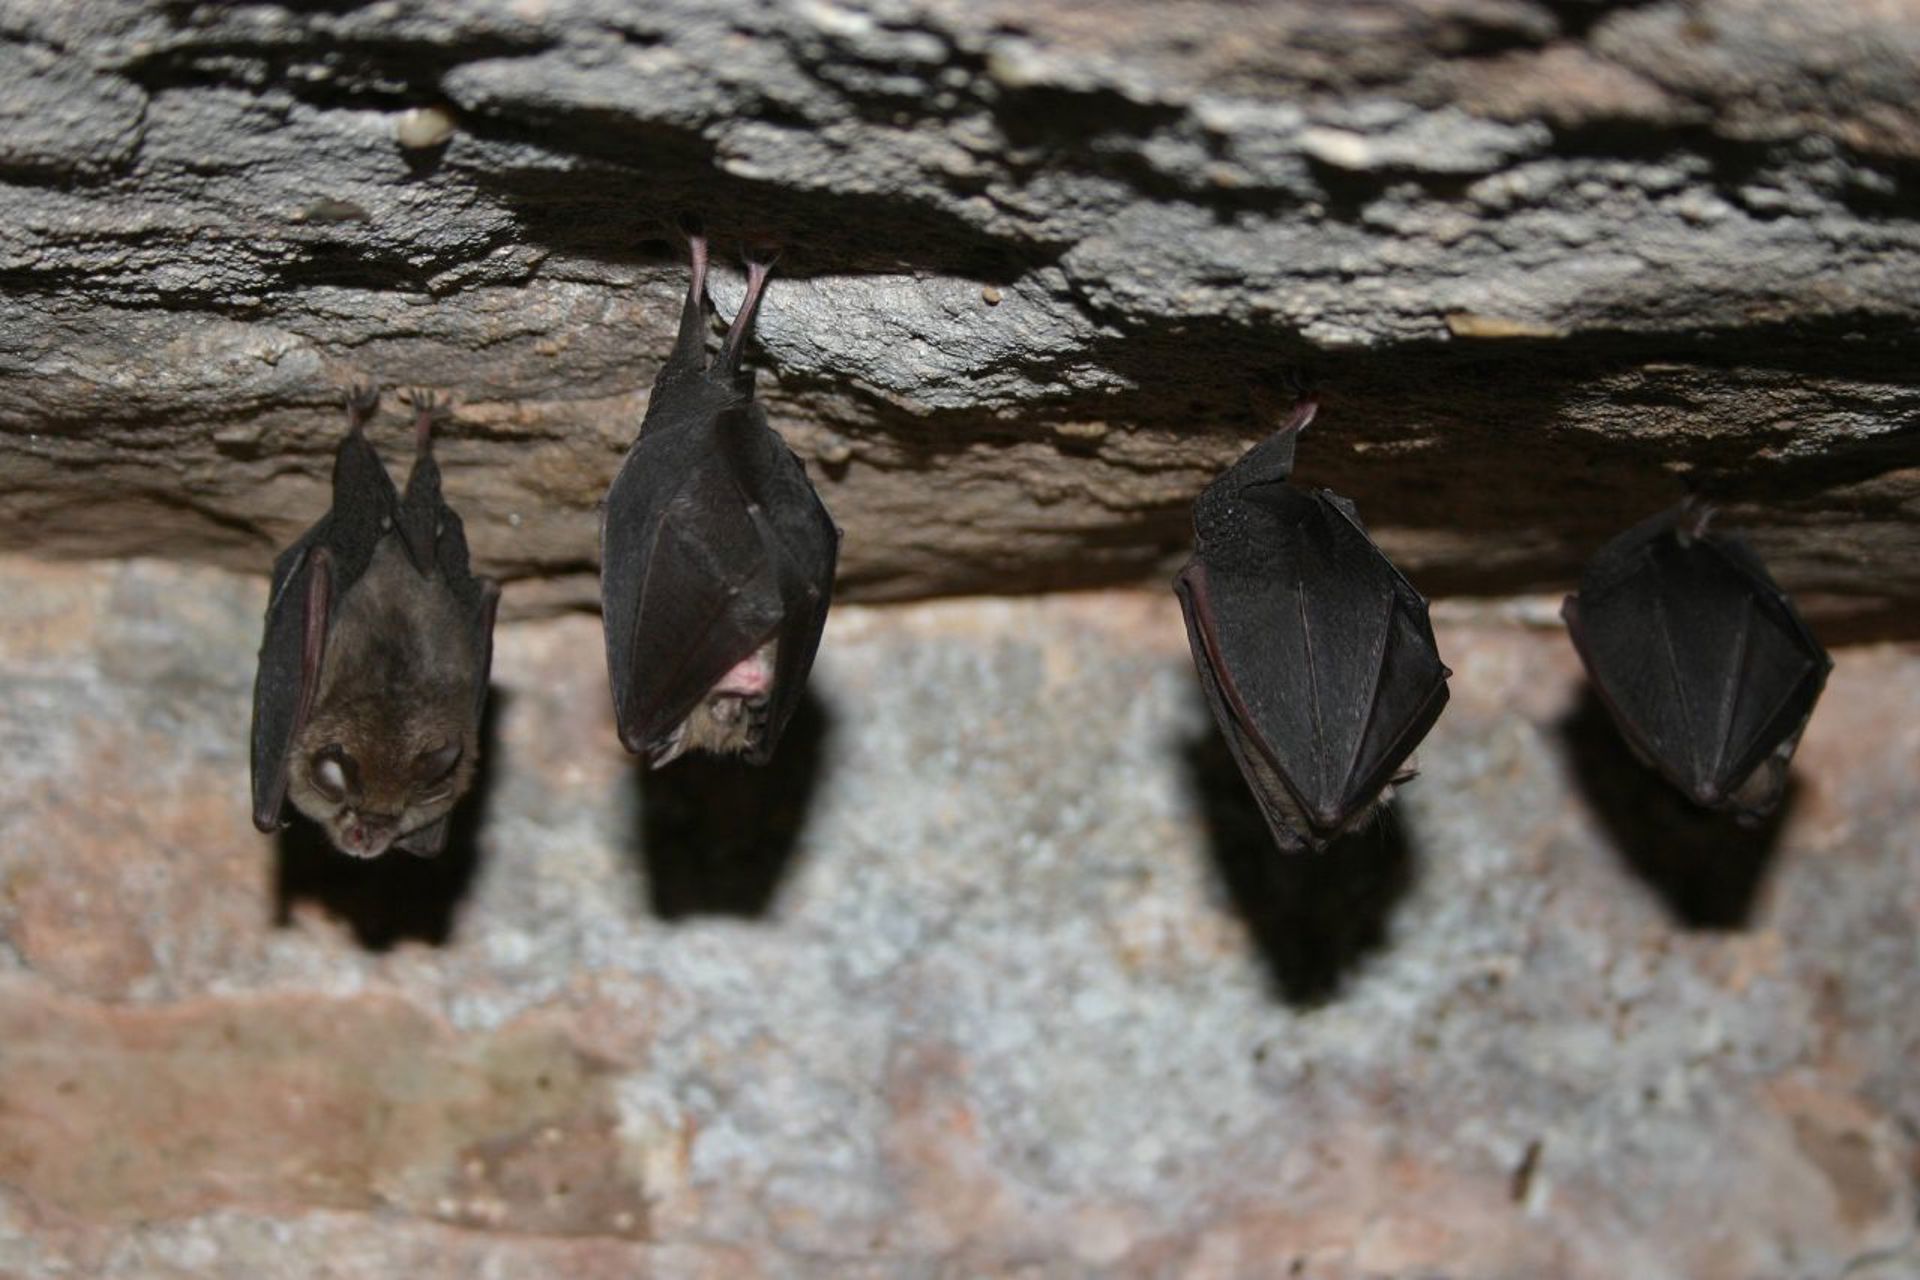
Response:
[1562, 498, 1831, 819]
[250, 385, 500, 858]
[1174, 393, 1451, 853]
[600, 227, 838, 767]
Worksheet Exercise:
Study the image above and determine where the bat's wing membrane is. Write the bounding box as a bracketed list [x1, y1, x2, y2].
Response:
[607, 437, 781, 754]
[1567, 513, 1829, 807]
[734, 410, 839, 764]
[1177, 560, 1316, 852]
[249, 430, 397, 831]
[1179, 484, 1449, 849]
[1315, 491, 1452, 819]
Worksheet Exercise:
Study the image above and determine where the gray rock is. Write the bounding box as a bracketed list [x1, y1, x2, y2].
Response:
[0, 0, 1916, 622]
[0, 555, 1915, 1276]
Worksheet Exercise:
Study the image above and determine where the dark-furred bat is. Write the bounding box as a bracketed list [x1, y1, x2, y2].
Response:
[600, 229, 838, 766]
[1175, 395, 1451, 853]
[251, 386, 499, 858]
[1562, 499, 1830, 819]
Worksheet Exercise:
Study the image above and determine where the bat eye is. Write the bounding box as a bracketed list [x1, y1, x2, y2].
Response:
[311, 746, 360, 802]
[413, 741, 462, 785]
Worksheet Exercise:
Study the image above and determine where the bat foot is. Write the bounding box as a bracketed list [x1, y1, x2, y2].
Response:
[1676, 494, 1716, 544]
[343, 382, 381, 429]
[398, 387, 453, 451]
[1248, 372, 1318, 434]
[741, 240, 782, 269]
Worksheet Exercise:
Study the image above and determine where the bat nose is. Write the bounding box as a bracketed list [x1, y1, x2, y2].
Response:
[344, 813, 398, 858]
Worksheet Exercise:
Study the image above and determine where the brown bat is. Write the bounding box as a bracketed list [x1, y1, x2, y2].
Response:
[250, 386, 500, 858]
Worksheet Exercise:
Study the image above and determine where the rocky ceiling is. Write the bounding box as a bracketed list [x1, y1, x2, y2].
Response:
[3, 0, 1918, 632]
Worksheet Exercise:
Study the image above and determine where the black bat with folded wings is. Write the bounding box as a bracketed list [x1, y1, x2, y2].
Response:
[1563, 499, 1830, 820]
[1175, 393, 1452, 854]
[599, 227, 839, 767]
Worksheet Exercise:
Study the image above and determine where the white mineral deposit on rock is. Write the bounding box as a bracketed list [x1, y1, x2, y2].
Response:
[395, 105, 457, 149]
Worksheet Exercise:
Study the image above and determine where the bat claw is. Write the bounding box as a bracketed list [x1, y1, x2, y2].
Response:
[343, 382, 381, 429]
[1249, 370, 1316, 419]
[1676, 493, 1716, 543]
[398, 387, 453, 452]
[741, 241, 782, 269]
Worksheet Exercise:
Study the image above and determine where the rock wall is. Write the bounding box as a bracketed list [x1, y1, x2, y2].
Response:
[4, 3, 1919, 1274]
[0, 555, 1917, 1277]
[3, 0, 1919, 624]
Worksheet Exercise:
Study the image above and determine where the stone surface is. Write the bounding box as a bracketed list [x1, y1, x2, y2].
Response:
[0, 553, 1915, 1277]
[2, 0, 1919, 625]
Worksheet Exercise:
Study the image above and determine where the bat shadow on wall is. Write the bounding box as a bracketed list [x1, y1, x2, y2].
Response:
[271, 689, 503, 950]
[634, 690, 833, 920]
[1180, 728, 1417, 1008]
[1559, 690, 1788, 929]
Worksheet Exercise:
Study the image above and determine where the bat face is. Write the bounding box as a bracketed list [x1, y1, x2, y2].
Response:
[1562, 501, 1831, 819]
[1175, 396, 1451, 853]
[251, 388, 500, 858]
[284, 540, 483, 857]
[599, 229, 838, 768]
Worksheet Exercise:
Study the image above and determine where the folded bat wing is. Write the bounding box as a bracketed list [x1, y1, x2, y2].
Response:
[1179, 483, 1450, 851]
[603, 408, 837, 762]
[1565, 509, 1830, 809]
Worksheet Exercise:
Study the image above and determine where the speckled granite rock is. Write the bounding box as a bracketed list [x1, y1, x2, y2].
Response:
[0, 554, 1914, 1277]
[2, 0, 1919, 620]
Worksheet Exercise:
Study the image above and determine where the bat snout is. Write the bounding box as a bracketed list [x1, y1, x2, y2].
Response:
[339, 811, 400, 859]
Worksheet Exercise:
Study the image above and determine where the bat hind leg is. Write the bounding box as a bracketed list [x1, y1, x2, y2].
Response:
[719, 244, 780, 373]
[399, 386, 451, 455]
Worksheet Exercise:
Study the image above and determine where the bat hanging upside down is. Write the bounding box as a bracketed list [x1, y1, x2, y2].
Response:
[250, 386, 500, 858]
[599, 225, 839, 767]
[1175, 391, 1452, 854]
[1562, 497, 1831, 820]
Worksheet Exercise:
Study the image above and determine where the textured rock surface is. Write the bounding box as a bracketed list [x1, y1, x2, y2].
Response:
[2, 0, 1919, 624]
[1, 554, 1916, 1277]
